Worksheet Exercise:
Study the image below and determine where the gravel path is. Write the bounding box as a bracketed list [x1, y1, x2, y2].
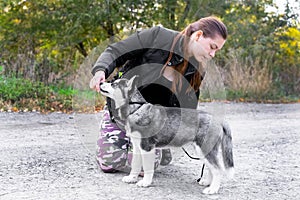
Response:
[0, 103, 299, 200]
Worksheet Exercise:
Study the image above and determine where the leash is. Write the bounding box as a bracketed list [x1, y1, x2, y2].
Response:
[182, 147, 205, 183]
[129, 101, 146, 105]
[197, 164, 205, 183]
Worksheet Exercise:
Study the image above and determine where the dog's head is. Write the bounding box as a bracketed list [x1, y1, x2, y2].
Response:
[100, 75, 138, 109]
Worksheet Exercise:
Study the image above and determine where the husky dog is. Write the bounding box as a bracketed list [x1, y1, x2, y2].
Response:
[100, 76, 234, 194]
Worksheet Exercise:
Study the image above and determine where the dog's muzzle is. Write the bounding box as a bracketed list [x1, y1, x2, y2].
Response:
[100, 89, 108, 94]
[99, 82, 109, 94]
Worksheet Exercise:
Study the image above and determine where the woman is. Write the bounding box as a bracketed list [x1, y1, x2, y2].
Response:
[90, 16, 227, 173]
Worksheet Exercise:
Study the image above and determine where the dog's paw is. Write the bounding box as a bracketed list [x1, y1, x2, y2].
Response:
[136, 179, 151, 187]
[198, 179, 211, 186]
[202, 186, 219, 195]
[122, 175, 138, 184]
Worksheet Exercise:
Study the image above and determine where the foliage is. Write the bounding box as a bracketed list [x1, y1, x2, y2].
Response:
[223, 49, 273, 100]
[219, 0, 300, 97]
[0, 76, 79, 112]
[0, 0, 299, 111]
[273, 26, 300, 95]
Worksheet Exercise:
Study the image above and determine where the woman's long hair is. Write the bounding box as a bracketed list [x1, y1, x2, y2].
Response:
[161, 16, 228, 94]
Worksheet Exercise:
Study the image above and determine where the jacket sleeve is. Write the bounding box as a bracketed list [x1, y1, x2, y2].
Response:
[91, 26, 163, 77]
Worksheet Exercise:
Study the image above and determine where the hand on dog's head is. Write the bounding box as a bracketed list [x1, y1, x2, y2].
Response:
[102, 75, 140, 110]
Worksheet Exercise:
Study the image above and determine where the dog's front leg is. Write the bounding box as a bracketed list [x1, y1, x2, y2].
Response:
[122, 136, 142, 184]
[136, 148, 155, 187]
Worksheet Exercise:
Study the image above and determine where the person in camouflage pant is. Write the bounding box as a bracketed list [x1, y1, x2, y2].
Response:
[96, 109, 162, 173]
[91, 17, 228, 173]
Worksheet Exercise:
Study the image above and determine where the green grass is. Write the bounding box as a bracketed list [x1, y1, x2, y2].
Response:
[0, 76, 105, 112]
[226, 89, 299, 103]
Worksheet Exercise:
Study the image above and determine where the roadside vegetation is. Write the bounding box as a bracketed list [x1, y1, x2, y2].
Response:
[0, 0, 299, 113]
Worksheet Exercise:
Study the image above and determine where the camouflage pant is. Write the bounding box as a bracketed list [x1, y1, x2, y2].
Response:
[96, 109, 161, 173]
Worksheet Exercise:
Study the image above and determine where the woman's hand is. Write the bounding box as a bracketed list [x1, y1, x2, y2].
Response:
[90, 70, 106, 92]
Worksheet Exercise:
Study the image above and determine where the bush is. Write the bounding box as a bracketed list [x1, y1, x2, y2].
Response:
[0, 76, 71, 112]
[0, 75, 106, 113]
[223, 49, 274, 101]
[0, 76, 48, 102]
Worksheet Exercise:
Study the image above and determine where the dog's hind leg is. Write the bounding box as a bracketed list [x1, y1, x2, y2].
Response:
[201, 145, 222, 194]
[202, 162, 221, 194]
[136, 148, 156, 187]
[122, 137, 142, 184]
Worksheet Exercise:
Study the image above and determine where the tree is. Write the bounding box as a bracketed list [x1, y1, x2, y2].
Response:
[0, 0, 299, 96]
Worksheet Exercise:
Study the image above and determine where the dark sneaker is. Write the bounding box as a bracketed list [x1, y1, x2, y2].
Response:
[160, 149, 172, 166]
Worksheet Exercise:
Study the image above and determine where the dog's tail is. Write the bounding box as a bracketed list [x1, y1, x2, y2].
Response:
[221, 121, 234, 178]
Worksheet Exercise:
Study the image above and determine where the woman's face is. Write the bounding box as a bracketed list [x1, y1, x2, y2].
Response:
[188, 30, 226, 63]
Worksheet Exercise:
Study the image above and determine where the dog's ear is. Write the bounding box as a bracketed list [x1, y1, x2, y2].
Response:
[127, 75, 139, 92]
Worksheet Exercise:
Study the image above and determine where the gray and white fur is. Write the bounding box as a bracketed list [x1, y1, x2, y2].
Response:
[100, 76, 234, 194]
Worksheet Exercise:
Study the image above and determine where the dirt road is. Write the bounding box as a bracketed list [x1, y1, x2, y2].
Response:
[0, 103, 299, 200]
